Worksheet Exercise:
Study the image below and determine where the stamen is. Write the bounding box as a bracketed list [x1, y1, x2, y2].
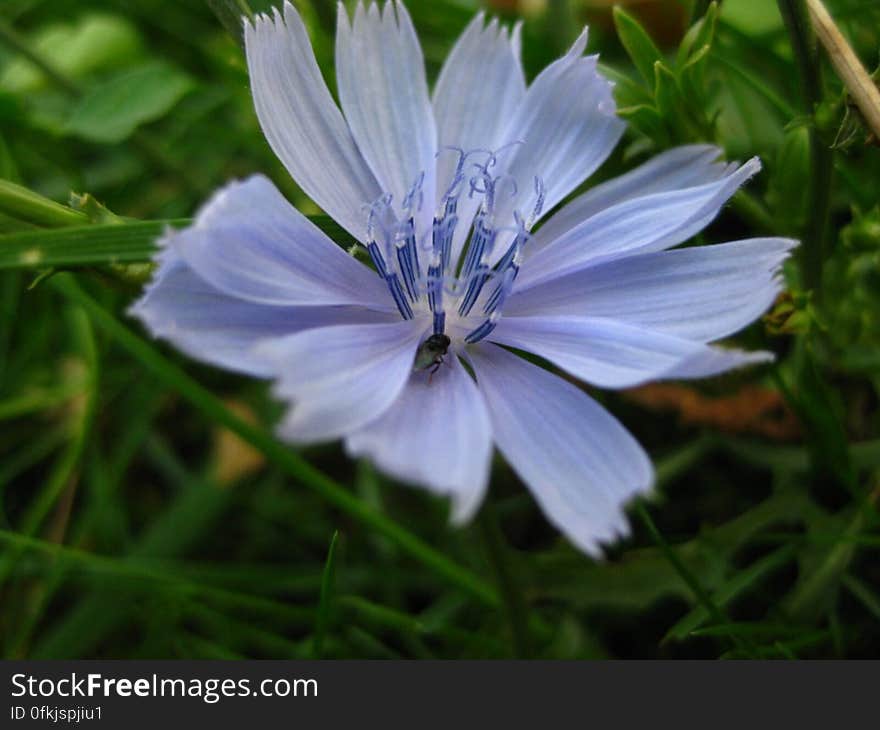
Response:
[427, 254, 443, 313]
[459, 214, 496, 281]
[527, 176, 546, 229]
[364, 145, 543, 349]
[386, 272, 413, 319]
[458, 263, 489, 317]
[464, 312, 500, 344]
[483, 265, 517, 315]
[403, 171, 425, 214]
[366, 241, 388, 279]
[395, 219, 420, 301]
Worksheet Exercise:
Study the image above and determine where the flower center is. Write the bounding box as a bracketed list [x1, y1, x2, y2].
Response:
[364, 146, 544, 346]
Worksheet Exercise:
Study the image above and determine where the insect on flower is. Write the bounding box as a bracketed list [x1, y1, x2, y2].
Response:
[131, 1, 797, 555]
[414, 333, 451, 376]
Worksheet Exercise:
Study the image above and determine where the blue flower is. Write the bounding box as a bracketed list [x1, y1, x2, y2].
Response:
[131, 1, 796, 556]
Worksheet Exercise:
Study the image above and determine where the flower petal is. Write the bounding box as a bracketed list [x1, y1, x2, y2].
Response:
[171, 175, 393, 310]
[345, 355, 491, 524]
[491, 30, 625, 232]
[518, 157, 762, 288]
[469, 344, 653, 556]
[531, 145, 731, 251]
[661, 345, 775, 379]
[244, 2, 381, 240]
[129, 249, 393, 377]
[489, 315, 772, 389]
[336, 1, 436, 235]
[507, 237, 796, 342]
[256, 319, 426, 443]
[433, 12, 525, 261]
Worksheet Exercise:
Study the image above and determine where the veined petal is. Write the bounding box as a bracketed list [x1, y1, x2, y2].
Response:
[491, 29, 625, 232]
[245, 3, 381, 240]
[336, 1, 436, 236]
[489, 315, 772, 389]
[130, 248, 395, 377]
[170, 175, 393, 311]
[661, 345, 775, 379]
[346, 355, 491, 524]
[256, 319, 426, 443]
[507, 237, 796, 342]
[531, 145, 731, 251]
[518, 157, 762, 288]
[433, 13, 525, 261]
[469, 344, 652, 556]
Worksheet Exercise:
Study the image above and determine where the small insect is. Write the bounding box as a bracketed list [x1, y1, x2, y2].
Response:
[414, 333, 451, 378]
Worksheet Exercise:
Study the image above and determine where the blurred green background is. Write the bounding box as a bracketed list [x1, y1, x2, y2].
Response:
[0, 0, 878, 659]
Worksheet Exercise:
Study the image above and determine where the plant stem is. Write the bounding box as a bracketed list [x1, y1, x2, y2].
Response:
[635, 501, 755, 656]
[477, 504, 531, 658]
[806, 0, 880, 139]
[777, 0, 833, 299]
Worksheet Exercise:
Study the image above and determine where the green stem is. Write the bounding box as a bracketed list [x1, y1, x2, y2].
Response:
[690, 0, 713, 26]
[0, 180, 89, 228]
[635, 501, 755, 656]
[52, 274, 500, 609]
[777, 0, 832, 298]
[477, 504, 531, 658]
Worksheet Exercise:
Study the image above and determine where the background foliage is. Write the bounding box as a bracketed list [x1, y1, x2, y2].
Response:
[1, 0, 878, 659]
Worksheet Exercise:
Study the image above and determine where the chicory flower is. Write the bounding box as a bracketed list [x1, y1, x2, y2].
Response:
[131, 1, 795, 555]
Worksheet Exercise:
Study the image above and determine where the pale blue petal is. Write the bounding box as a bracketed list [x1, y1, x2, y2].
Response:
[488, 315, 773, 389]
[531, 144, 730, 251]
[491, 30, 625, 235]
[518, 157, 762, 288]
[129, 248, 394, 377]
[469, 344, 653, 556]
[244, 3, 382, 240]
[170, 175, 393, 310]
[336, 1, 436, 237]
[508, 237, 795, 342]
[433, 12, 525, 262]
[662, 345, 775, 379]
[345, 355, 491, 524]
[256, 319, 426, 443]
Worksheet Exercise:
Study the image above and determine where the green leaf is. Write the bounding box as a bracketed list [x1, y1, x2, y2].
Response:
[679, 43, 712, 101]
[0, 14, 143, 93]
[653, 61, 680, 119]
[312, 530, 340, 658]
[612, 7, 664, 86]
[767, 124, 810, 234]
[64, 62, 194, 144]
[599, 63, 654, 107]
[617, 104, 667, 141]
[676, 1, 718, 67]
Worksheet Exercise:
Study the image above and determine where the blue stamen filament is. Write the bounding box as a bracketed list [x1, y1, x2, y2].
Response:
[363, 147, 543, 348]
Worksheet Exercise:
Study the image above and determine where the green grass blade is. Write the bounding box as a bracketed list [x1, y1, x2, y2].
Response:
[664, 543, 797, 642]
[312, 530, 339, 658]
